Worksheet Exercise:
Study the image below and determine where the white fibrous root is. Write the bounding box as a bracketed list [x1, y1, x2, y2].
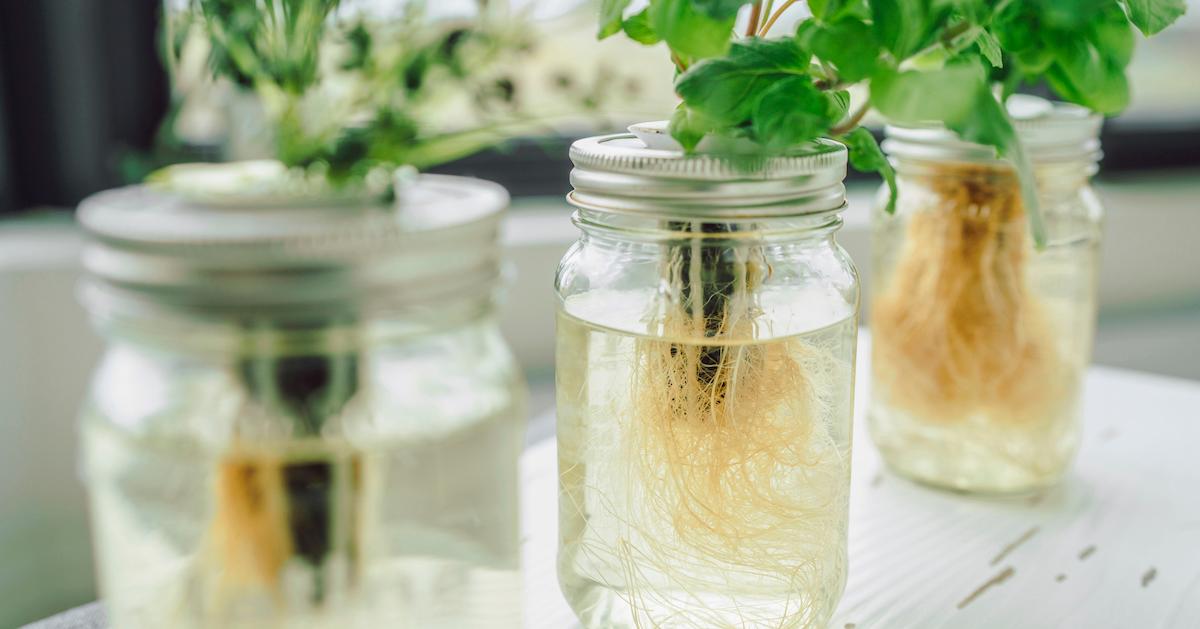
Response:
[601, 238, 849, 627]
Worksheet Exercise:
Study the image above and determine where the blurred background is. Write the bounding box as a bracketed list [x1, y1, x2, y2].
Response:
[1, 1, 1198, 625]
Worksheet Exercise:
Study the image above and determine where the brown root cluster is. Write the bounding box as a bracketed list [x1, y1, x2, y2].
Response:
[871, 163, 1069, 424]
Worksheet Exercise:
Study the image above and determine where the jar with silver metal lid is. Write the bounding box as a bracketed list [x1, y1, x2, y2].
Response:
[77, 171, 526, 628]
[868, 96, 1104, 493]
[555, 124, 859, 628]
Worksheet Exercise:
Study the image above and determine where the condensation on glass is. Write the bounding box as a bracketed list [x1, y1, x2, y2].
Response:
[77, 176, 525, 628]
[868, 98, 1105, 493]
[555, 127, 859, 628]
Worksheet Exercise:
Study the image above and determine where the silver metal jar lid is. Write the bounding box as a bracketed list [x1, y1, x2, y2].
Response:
[78, 173, 509, 321]
[568, 122, 848, 219]
[882, 95, 1103, 164]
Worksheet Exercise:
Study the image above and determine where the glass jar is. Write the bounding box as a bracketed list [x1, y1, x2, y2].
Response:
[555, 128, 859, 628]
[868, 99, 1104, 493]
[77, 174, 526, 628]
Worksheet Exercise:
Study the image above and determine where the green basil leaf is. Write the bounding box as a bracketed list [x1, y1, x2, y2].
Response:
[1044, 5, 1134, 114]
[675, 38, 811, 125]
[947, 87, 1045, 246]
[1127, 0, 1188, 36]
[811, 0, 869, 22]
[975, 29, 1003, 68]
[693, 0, 752, 20]
[751, 76, 842, 148]
[599, 0, 632, 39]
[623, 9, 662, 44]
[649, 0, 737, 60]
[805, 17, 881, 82]
[870, 0, 929, 59]
[870, 63, 984, 125]
[670, 104, 719, 152]
[840, 127, 897, 214]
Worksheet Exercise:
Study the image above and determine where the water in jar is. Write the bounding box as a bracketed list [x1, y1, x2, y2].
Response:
[556, 288, 855, 628]
[82, 337, 523, 628]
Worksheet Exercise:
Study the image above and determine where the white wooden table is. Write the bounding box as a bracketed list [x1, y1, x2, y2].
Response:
[519, 339, 1200, 629]
[29, 342, 1200, 629]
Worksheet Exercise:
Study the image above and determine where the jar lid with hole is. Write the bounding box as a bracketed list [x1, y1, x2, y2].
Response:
[567, 121, 848, 219]
[78, 167, 508, 323]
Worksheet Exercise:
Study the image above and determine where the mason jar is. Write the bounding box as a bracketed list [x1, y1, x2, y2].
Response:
[555, 127, 859, 628]
[868, 98, 1104, 493]
[77, 174, 526, 628]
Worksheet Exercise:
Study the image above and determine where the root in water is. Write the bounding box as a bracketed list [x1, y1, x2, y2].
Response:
[203, 352, 365, 612]
[610, 234, 847, 627]
[871, 163, 1069, 424]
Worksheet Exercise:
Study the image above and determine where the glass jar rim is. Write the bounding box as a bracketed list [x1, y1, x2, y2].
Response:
[882, 97, 1103, 165]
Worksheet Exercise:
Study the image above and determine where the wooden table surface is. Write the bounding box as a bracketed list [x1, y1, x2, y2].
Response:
[519, 340, 1200, 629]
[30, 341, 1200, 629]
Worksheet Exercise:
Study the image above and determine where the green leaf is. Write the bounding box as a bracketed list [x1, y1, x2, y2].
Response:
[870, 0, 930, 59]
[675, 38, 811, 125]
[693, 0, 751, 20]
[751, 77, 845, 148]
[670, 104, 719, 152]
[840, 127, 897, 214]
[975, 29, 1002, 68]
[598, 0, 633, 39]
[623, 9, 662, 44]
[1126, 0, 1187, 36]
[809, 0, 864, 21]
[949, 87, 1046, 247]
[1044, 5, 1134, 114]
[649, 0, 737, 60]
[803, 17, 881, 82]
[870, 63, 985, 125]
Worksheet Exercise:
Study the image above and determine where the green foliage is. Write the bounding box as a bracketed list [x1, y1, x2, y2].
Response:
[809, 0, 869, 22]
[752, 80, 848, 149]
[797, 17, 881, 83]
[669, 103, 719, 152]
[1126, 0, 1188, 36]
[840, 127, 895, 214]
[975, 29, 1002, 68]
[994, 0, 1136, 114]
[649, 0, 738, 60]
[623, 10, 663, 44]
[169, 0, 596, 193]
[198, 0, 341, 93]
[675, 38, 810, 126]
[692, 0, 752, 19]
[599, 0, 632, 39]
[870, 62, 984, 125]
[596, 0, 1185, 243]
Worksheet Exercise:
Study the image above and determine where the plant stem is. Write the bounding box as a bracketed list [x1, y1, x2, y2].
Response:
[759, 0, 801, 36]
[830, 103, 869, 136]
[746, 2, 763, 37]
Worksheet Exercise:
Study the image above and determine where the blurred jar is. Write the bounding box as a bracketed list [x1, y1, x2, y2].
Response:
[555, 127, 859, 628]
[869, 98, 1104, 493]
[78, 173, 525, 628]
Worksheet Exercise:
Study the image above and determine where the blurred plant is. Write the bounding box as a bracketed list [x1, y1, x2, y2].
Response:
[599, 0, 1187, 244]
[157, 0, 603, 196]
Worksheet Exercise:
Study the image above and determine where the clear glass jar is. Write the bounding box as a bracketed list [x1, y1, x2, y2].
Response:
[555, 130, 859, 628]
[868, 100, 1104, 493]
[77, 175, 526, 628]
